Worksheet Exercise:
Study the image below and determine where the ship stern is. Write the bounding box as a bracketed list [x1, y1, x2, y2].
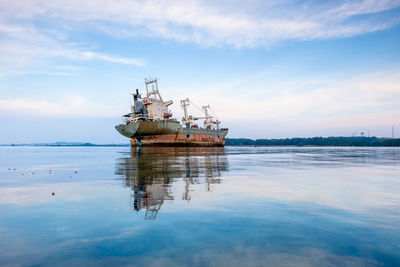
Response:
[115, 122, 140, 138]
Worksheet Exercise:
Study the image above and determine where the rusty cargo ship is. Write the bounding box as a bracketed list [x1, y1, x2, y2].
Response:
[115, 78, 228, 146]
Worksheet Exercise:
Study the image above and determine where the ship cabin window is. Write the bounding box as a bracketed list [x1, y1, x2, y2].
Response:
[186, 134, 190, 138]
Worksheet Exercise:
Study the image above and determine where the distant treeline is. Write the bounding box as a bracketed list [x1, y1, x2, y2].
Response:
[2, 137, 400, 147]
[225, 137, 400, 147]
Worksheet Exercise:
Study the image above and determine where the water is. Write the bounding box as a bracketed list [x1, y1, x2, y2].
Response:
[0, 146, 399, 266]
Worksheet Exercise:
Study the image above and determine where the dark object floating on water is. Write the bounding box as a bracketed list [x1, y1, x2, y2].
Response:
[52, 192, 55, 196]
[74, 171, 77, 173]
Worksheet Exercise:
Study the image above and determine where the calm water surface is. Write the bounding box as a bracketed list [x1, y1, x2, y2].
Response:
[0, 146, 399, 266]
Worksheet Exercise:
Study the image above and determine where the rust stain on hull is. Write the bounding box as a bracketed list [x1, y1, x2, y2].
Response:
[116, 121, 228, 147]
[131, 134, 225, 147]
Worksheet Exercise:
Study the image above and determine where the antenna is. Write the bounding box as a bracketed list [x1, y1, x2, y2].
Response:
[145, 78, 149, 95]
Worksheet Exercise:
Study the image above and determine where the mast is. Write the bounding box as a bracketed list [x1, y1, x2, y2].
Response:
[215, 119, 221, 130]
[202, 105, 213, 128]
[181, 98, 191, 127]
[145, 78, 163, 102]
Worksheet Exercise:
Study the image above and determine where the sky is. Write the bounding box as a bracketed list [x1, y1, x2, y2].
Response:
[0, 0, 400, 143]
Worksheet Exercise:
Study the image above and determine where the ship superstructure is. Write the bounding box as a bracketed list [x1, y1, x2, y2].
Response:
[130, 78, 173, 122]
[115, 78, 228, 146]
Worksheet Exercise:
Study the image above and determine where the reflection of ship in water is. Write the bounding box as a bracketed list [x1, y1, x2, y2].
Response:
[115, 147, 228, 219]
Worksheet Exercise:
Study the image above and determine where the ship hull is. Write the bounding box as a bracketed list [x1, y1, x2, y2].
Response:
[115, 121, 228, 147]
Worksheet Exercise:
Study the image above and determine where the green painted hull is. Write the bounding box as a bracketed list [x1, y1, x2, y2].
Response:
[115, 121, 228, 146]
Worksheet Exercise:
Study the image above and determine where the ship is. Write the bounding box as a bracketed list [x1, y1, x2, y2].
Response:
[115, 78, 228, 146]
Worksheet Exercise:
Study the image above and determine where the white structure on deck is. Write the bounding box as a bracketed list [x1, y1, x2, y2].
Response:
[180, 98, 194, 126]
[180, 98, 221, 129]
[127, 78, 221, 129]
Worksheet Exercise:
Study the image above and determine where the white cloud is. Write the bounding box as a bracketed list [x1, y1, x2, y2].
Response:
[0, 0, 398, 80]
[79, 51, 145, 66]
[1, 67, 399, 135]
[166, 66, 400, 134]
[0, 95, 124, 118]
[1, 0, 399, 48]
[330, 0, 400, 17]
[0, 21, 145, 79]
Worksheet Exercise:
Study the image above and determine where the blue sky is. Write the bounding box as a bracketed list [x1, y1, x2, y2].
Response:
[0, 0, 400, 143]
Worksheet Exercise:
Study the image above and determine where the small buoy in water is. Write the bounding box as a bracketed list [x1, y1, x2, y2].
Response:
[74, 171, 77, 174]
[52, 192, 55, 196]
[32, 172, 34, 175]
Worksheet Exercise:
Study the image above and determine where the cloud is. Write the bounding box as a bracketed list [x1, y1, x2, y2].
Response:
[79, 51, 145, 66]
[0, 23, 145, 66]
[0, 21, 144, 79]
[1, 0, 399, 48]
[0, 0, 398, 80]
[0, 95, 124, 118]
[1, 67, 399, 134]
[166, 66, 400, 134]
[329, 0, 400, 17]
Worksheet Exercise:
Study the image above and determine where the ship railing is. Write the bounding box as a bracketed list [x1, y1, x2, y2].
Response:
[122, 114, 150, 123]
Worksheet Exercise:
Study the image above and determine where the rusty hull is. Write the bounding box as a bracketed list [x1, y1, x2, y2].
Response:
[115, 120, 228, 147]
